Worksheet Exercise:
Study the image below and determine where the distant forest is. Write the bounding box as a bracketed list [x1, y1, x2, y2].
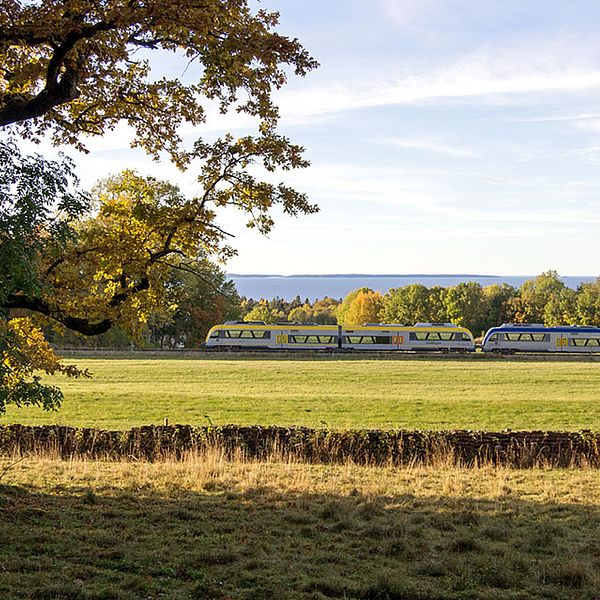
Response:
[43, 270, 600, 348]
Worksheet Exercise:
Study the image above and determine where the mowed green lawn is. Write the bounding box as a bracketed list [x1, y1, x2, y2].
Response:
[3, 356, 600, 430]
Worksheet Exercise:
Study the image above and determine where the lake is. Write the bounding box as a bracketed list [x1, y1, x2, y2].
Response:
[228, 274, 597, 301]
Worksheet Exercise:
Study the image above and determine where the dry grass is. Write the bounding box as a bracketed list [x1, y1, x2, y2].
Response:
[2, 449, 600, 599]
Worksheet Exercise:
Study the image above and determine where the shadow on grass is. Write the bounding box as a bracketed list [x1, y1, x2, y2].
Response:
[1, 481, 600, 599]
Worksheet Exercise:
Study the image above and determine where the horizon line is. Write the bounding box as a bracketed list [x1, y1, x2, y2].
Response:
[226, 273, 595, 279]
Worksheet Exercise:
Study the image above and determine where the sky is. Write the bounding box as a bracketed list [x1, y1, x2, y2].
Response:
[20, 0, 600, 275]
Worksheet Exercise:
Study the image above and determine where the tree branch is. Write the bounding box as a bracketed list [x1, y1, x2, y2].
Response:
[0, 21, 116, 126]
[4, 294, 113, 336]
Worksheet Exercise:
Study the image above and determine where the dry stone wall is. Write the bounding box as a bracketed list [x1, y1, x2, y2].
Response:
[1, 424, 599, 467]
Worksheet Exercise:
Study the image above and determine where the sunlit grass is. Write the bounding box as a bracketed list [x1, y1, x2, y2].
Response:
[1, 355, 600, 430]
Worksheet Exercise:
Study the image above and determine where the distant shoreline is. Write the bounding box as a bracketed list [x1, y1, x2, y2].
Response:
[230, 273, 501, 279]
[227, 273, 596, 300]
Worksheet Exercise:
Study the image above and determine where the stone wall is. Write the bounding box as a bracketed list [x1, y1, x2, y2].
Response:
[1, 424, 599, 467]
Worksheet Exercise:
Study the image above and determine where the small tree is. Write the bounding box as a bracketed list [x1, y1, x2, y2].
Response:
[518, 271, 570, 323]
[341, 290, 384, 326]
[543, 289, 577, 326]
[288, 305, 313, 323]
[243, 302, 281, 324]
[576, 279, 600, 325]
[379, 284, 431, 325]
[483, 284, 519, 328]
[443, 282, 488, 335]
[150, 259, 240, 348]
[335, 288, 372, 325]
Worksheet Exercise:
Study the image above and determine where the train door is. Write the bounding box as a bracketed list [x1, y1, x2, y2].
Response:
[392, 333, 404, 350]
[555, 334, 568, 352]
[487, 332, 500, 351]
[275, 332, 289, 349]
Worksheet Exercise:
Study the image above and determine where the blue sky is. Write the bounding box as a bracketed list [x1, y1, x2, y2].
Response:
[26, 0, 600, 275]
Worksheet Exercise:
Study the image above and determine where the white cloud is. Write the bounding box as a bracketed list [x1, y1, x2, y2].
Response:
[383, 136, 475, 156]
[275, 29, 600, 119]
[277, 68, 600, 118]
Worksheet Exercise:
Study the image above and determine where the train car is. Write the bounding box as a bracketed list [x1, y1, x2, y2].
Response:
[205, 321, 475, 352]
[481, 323, 600, 353]
[205, 321, 339, 350]
[341, 322, 474, 352]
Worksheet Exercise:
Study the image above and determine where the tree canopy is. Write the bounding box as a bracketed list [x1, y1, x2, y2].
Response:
[0, 0, 317, 161]
[1, 0, 318, 334]
[0, 0, 318, 412]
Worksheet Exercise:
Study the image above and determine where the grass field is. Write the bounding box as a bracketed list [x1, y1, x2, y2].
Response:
[2, 453, 600, 599]
[2, 355, 600, 430]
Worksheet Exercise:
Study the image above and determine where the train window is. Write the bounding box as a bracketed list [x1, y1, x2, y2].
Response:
[458, 333, 471, 341]
[504, 333, 548, 342]
[345, 336, 375, 344]
[240, 330, 270, 339]
[572, 338, 600, 347]
[505, 333, 535, 342]
[346, 336, 391, 344]
[290, 335, 336, 344]
[438, 332, 454, 340]
[209, 330, 220, 339]
[488, 333, 498, 342]
[410, 332, 428, 341]
[224, 329, 270, 339]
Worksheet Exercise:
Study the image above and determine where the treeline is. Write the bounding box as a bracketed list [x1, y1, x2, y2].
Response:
[374, 271, 600, 335]
[240, 271, 600, 337]
[45, 271, 600, 348]
[241, 296, 339, 325]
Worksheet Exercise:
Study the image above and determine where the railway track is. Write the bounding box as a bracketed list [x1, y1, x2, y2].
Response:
[58, 348, 600, 361]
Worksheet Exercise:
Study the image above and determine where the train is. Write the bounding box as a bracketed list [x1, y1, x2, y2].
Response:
[205, 321, 600, 353]
[481, 323, 600, 354]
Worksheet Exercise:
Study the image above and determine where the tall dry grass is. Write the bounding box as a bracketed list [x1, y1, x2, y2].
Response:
[3, 441, 600, 502]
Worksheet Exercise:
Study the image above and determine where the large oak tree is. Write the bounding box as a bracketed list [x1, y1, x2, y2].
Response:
[0, 0, 317, 410]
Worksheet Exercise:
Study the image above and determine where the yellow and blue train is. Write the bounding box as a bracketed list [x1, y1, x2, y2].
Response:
[206, 321, 475, 352]
[206, 321, 600, 353]
[481, 323, 600, 354]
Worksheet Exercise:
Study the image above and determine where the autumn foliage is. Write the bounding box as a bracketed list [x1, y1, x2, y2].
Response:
[0, 0, 317, 410]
